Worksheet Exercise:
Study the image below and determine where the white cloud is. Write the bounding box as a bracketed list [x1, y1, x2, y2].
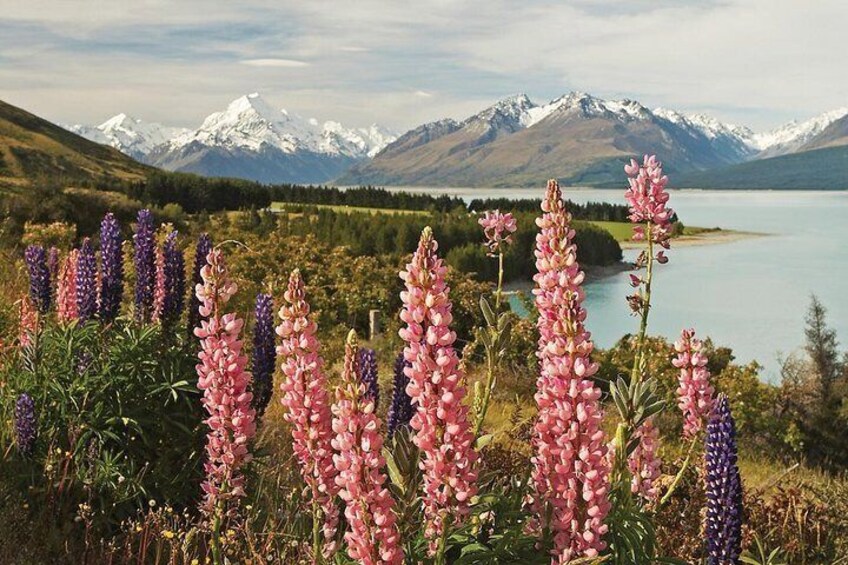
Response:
[240, 58, 310, 68]
[414, 90, 434, 98]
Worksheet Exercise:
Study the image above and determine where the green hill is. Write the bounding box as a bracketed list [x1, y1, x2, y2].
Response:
[676, 145, 848, 189]
[0, 99, 149, 190]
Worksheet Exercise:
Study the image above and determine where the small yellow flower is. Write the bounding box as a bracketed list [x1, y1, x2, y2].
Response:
[135, 525, 143, 533]
[162, 530, 175, 539]
[191, 560, 199, 565]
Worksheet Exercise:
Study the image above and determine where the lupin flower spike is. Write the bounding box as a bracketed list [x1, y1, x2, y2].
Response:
[398, 226, 478, 556]
[331, 330, 403, 564]
[75, 238, 97, 323]
[24, 245, 51, 315]
[673, 328, 715, 438]
[529, 180, 610, 563]
[99, 212, 124, 323]
[133, 209, 156, 323]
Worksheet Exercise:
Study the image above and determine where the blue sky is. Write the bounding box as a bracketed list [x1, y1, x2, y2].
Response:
[0, 0, 845, 132]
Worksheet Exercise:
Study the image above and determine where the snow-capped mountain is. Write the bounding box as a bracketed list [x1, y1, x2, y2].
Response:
[68, 93, 396, 184]
[752, 107, 848, 157]
[340, 91, 764, 187]
[67, 115, 189, 161]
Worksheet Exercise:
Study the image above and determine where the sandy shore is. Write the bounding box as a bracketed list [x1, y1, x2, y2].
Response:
[620, 229, 766, 249]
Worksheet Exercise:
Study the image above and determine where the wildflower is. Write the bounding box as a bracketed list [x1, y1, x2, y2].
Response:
[160, 231, 186, 328]
[276, 270, 338, 556]
[673, 328, 715, 439]
[331, 330, 403, 565]
[163, 530, 175, 540]
[17, 297, 37, 349]
[194, 249, 256, 517]
[14, 393, 37, 457]
[356, 347, 379, 408]
[624, 154, 674, 250]
[153, 246, 166, 321]
[99, 212, 124, 322]
[24, 245, 51, 315]
[704, 395, 743, 565]
[529, 180, 610, 563]
[628, 418, 661, 501]
[133, 209, 156, 323]
[187, 233, 213, 333]
[478, 210, 517, 255]
[251, 293, 275, 417]
[47, 246, 59, 285]
[57, 250, 79, 323]
[75, 238, 98, 323]
[386, 352, 413, 439]
[398, 226, 478, 556]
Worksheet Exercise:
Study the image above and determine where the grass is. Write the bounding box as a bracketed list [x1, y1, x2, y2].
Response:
[587, 220, 722, 242]
[269, 201, 430, 216]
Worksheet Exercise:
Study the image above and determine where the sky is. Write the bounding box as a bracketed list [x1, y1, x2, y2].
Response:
[0, 0, 846, 134]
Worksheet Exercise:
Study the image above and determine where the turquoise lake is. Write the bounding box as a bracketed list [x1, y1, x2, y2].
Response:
[387, 187, 848, 381]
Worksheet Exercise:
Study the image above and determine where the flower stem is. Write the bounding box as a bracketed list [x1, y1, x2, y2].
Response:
[312, 496, 322, 564]
[631, 221, 654, 385]
[659, 437, 699, 506]
[474, 251, 505, 438]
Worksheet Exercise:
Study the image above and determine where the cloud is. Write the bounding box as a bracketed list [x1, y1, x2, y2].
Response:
[240, 58, 310, 68]
[0, 0, 846, 132]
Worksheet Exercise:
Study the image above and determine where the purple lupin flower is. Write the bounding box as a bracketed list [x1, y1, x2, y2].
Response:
[14, 393, 37, 457]
[133, 209, 156, 323]
[251, 293, 276, 417]
[356, 347, 379, 408]
[160, 231, 186, 328]
[387, 352, 413, 439]
[99, 212, 124, 322]
[75, 238, 98, 323]
[704, 394, 743, 565]
[24, 245, 51, 315]
[47, 246, 60, 287]
[187, 233, 212, 334]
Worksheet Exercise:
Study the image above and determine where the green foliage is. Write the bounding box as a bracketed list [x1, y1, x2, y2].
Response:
[0, 320, 205, 535]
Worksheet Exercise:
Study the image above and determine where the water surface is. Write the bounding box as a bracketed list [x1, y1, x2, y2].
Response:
[387, 187, 848, 381]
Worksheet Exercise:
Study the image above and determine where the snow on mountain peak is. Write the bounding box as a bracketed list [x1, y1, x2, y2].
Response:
[752, 107, 848, 153]
[66, 113, 189, 160]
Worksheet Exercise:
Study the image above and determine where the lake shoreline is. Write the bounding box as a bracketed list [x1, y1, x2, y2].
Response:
[620, 228, 767, 249]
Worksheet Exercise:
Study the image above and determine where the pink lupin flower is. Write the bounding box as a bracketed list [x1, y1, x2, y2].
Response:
[276, 269, 339, 557]
[57, 250, 79, 324]
[17, 296, 37, 349]
[152, 246, 166, 322]
[193, 249, 256, 517]
[478, 209, 518, 255]
[624, 154, 674, 250]
[331, 330, 403, 565]
[628, 418, 662, 501]
[672, 328, 715, 439]
[398, 226, 478, 557]
[529, 180, 610, 563]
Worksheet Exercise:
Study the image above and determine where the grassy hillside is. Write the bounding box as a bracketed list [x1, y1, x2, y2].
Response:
[676, 145, 848, 189]
[0, 99, 149, 189]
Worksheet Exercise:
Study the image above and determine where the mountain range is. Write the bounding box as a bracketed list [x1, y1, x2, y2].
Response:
[67, 93, 397, 184]
[64, 91, 848, 188]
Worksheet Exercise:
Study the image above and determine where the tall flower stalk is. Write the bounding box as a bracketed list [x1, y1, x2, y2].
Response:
[528, 180, 610, 563]
[387, 352, 413, 439]
[133, 209, 156, 323]
[14, 392, 37, 457]
[251, 293, 275, 418]
[399, 226, 478, 561]
[660, 328, 716, 506]
[57, 250, 79, 324]
[98, 212, 124, 323]
[473, 210, 517, 437]
[160, 230, 186, 329]
[75, 238, 97, 323]
[276, 269, 338, 559]
[628, 418, 661, 501]
[193, 248, 256, 562]
[624, 154, 673, 383]
[704, 395, 743, 565]
[357, 347, 379, 408]
[188, 233, 213, 334]
[331, 330, 403, 565]
[24, 245, 51, 315]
